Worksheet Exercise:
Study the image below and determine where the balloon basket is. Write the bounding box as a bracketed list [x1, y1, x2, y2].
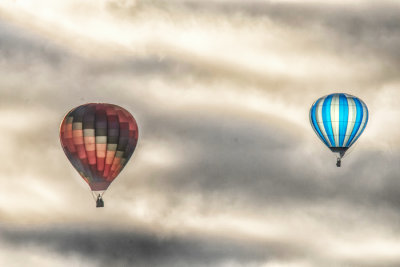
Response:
[96, 195, 104, 208]
[336, 158, 341, 167]
[92, 191, 105, 208]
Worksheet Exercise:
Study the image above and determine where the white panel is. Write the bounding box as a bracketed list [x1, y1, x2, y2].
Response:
[72, 122, 83, 130]
[107, 144, 118, 151]
[83, 129, 95, 136]
[115, 151, 124, 158]
[95, 136, 107, 144]
[343, 97, 356, 146]
[316, 97, 331, 147]
[310, 109, 319, 136]
[349, 102, 368, 147]
[309, 108, 315, 131]
[331, 94, 340, 146]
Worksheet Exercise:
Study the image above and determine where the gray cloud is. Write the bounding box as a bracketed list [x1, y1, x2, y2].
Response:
[0, 18, 69, 66]
[0, 226, 273, 267]
[1, 1, 400, 266]
[0, 12, 390, 202]
[86, 0, 400, 109]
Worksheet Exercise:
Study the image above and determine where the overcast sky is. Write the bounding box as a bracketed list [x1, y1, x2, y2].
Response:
[1, 0, 400, 266]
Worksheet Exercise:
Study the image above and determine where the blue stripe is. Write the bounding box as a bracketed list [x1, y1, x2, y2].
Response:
[322, 95, 335, 147]
[349, 104, 368, 146]
[310, 99, 329, 147]
[338, 94, 348, 147]
[345, 98, 363, 146]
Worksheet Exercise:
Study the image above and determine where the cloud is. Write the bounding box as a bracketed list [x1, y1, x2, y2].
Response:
[1, 1, 400, 266]
[0, 225, 272, 267]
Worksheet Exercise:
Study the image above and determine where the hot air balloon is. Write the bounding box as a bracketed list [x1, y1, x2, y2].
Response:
[60, 103, 139, 207]
[309, 93, 368, 167]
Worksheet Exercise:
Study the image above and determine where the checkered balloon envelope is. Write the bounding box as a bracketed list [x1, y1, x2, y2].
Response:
[60, 103, 139, 207]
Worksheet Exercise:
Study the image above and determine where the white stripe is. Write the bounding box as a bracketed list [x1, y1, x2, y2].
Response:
[316, 97, 331, 147]
[331, 94, 340, 147]
[349, 102, 368, 147]
[310, 103, 326, 145]
[343, 97, 356, 146]
[309, 108, 317, 134]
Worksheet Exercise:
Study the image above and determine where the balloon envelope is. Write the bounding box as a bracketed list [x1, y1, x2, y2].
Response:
[60, 103, 138, 191]
[309, 93, 368, 154]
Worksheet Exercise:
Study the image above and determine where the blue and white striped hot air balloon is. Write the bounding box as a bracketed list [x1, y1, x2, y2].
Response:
[309, 93, 368, 167]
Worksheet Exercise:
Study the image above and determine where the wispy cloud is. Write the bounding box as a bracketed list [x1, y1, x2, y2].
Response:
[0, 0, 400, 266]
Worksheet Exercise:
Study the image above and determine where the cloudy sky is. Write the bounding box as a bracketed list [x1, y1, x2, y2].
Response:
[1, 0, 400, 266]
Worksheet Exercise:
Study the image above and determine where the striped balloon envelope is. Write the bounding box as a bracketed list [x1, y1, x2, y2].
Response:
[60, 103, 139, 207]
[309, 93, 368, 167]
